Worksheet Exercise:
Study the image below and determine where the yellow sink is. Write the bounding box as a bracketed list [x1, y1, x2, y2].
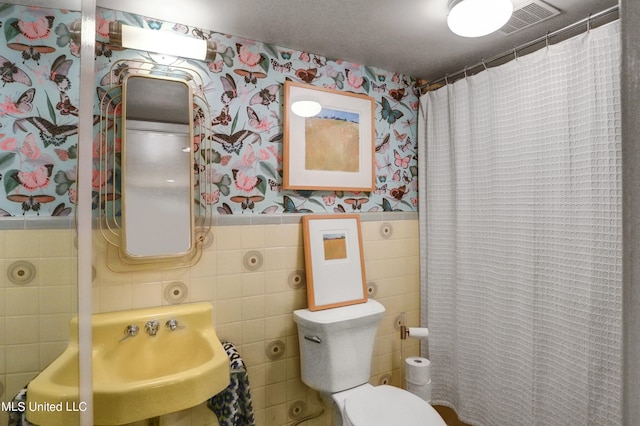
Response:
[26, 302, 230, 425]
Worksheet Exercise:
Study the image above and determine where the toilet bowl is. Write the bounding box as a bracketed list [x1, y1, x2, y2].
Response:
[293, 299, 446, 426]
[333, 383, 446, 426]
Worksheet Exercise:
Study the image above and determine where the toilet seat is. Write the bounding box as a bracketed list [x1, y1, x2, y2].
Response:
[343, 385, 446, 426]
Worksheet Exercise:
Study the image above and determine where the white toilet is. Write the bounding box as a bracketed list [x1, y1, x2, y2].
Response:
[293, 299, 446, 426]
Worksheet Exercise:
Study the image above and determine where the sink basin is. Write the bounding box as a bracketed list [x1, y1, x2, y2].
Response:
[26, 302, 230, 425]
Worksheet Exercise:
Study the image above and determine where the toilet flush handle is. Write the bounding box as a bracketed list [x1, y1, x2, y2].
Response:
[304, 335, 322, 344]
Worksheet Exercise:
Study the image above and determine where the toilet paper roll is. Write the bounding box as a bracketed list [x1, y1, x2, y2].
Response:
[408, 327, 429, 339]
[406, 379, 432, 403]
[405, 356, 431, 385]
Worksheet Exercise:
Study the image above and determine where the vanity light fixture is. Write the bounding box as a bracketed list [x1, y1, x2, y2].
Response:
[109, 22, 216, 61]
[447, 0, 514, 37]
[290, 100, 322, 118]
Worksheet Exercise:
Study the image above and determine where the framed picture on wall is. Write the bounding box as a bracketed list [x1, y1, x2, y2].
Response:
[302, 214, 368, 311]
[283, 81, 375, 191]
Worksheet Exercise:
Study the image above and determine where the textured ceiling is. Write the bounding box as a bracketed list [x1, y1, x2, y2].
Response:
[75, 0, 619, 81]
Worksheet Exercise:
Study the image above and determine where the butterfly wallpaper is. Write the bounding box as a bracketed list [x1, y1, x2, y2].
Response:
[0, 3, 420, 217]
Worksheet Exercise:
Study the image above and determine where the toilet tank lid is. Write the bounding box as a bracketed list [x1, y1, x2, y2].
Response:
[293, 299, 385, 325]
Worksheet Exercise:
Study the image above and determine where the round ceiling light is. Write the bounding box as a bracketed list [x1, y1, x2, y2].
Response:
[290, 100, 322, 117]
[447, 0, 513, 38]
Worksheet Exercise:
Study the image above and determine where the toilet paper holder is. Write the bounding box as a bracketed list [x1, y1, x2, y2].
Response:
[400, 325, 429, 340]
[397, 313, 429, 340]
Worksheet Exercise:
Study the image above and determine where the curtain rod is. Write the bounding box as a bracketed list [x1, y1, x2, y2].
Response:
[426, 5, 619, 88]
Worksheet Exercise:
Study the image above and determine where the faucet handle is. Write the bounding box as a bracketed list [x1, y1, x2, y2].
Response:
[120, 324, 139, 342]
[145, 320, 159, 336]
[165, 319, 182, 331]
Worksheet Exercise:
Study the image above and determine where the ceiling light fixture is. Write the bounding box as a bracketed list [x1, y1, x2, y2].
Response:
[290, 100, 322, 118]
[447, 0, 514, 38]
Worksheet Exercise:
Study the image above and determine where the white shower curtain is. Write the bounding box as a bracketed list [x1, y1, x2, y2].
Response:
[418, 21, 621, 425]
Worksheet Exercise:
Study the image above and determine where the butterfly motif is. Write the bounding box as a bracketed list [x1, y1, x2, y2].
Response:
[389, 88, 406, 102]
[346, 69, 364, 89]
[56, 92, 78, 116]
[247, 106, 274, 132]
[211, 105, 232, 126]
[52, 202, 72, 216]
[230, 195, 264, 213]
[12, 164, 54, 191]
[299, 52, 311, 62]
[280, 51, 292, 60]
[0, 56, 32, 86]
[234, 69, 267, 85]
[54, 145, 77, 161]
[217, 202, 233, 215]
[24, 116, 78, 147]
[312, 55, 326, 68]
[283, 195, 312, 213]
[7, 43, 55, 64]
[192, 27, 211, 40]
[95, 15, 110, 38]
[201, 190, 220, 205]
[394, 129, 408, 142]
[250, 84, 279, 107]
[19, 133, 40, 160]
[394, 150, 411, 169]
[322, 193, 335, 206]
[220, 73, 237, 104]
[172, 23, 189, 34]
[145, 18, 163, 30]
[12, 16, 54, 40]
[7, 193, 55, 215]
[372, 82, 387, 93]
[344, 197, 368, 211]
[0, 87, 34, 116]
[380, 97, 404, 125]
[99, 61, 141, 86]
[399, 138, 413, 152]
[271, 59, 292, 73]
[54, 22, 79, 57]
[232, 169, 263, 192]
[375, 184, 388, 195]
[236, 43, 263, 67]
[209, 130, 260, 155]
[268, 178, 282, 192]
[295, 68, 317, 83]
[208, 60, 223, 73]
[330, 71, 345, 90]
[95, 41, 123, 61]
[50, 55, 73, 91]
[389, 185, 407, 201]
[375, 134, 390, 153]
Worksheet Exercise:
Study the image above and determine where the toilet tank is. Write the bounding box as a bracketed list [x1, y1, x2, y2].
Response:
[293, 299, 385, 393]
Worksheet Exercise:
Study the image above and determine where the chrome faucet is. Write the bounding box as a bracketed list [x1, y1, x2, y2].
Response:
[145, 320, 159, 336]
[165, 319, 180, 331]
[120, 324, 139, 342]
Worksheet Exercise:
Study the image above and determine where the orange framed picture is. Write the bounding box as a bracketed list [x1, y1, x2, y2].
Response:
[302, 214, 368, 311]
[283, 81, 375, 191]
